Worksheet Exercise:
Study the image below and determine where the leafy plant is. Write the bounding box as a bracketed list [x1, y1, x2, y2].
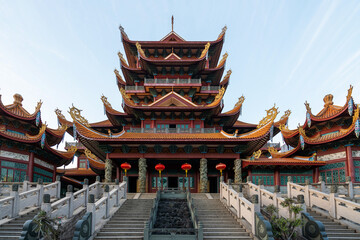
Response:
[265, 197, 303, 240]
[33, 210, 59, 240]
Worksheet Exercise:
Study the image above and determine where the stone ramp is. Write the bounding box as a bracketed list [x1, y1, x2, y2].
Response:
[0, 209, 38, 240]
[193, 199, 253, 240]
[307, 208, 360, 240]
[94, 199, 153, 240]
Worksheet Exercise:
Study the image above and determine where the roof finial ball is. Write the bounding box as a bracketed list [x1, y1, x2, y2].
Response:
[171, 15, 174, 32]
[13, 94, 23, 106]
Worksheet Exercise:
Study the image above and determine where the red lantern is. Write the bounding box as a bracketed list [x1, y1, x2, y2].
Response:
[155, 163, 165, 173]
[155, 163, 165, 190]
[216, 163, 226, 176]
[120, 162, 131, 176]
[181, 163, 192, 177]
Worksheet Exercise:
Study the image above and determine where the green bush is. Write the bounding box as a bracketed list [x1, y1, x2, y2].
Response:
[265, 198, 303, 240]
[33, 210, 59, 240]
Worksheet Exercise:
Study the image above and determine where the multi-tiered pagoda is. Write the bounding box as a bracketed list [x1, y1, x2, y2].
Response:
[56, 21, 290, 193]
[0, 94, 77, 182]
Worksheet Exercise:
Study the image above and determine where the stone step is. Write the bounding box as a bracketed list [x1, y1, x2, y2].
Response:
[204, 237, 252, 240]
[204, 232, 250, 236]
[0, 236, 19, 240]
[0, 231, 21, 236]
[203, 228, 246, 232]
[97, 232, 144, 237]
[103, 224, 145, 228]
[99, 228, 144, 232]
[95, 237, 142, 240]
[326, 233, 360, 238]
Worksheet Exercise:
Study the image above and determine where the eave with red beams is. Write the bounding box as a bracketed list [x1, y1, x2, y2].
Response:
[242, 158, 326, 168]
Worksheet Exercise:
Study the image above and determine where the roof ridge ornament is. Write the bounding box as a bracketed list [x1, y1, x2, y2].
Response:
[235, 95, 245, 107]
[13, 94, 23, 106]
[199, 42, 210, 59]
[214, 87, 226, 102]
[119, 88, 132, 102]
[68, 104, 90, 127]
[323, 94, 334, 107]
[171, 15, 174, 32]
[268, 146, 278, 156]
[117, 52, 128, 67]
[304, 101, 311, 113]
[218, 25, 227, 40]
[119, 25, 128, 39]
[55, 108, 67, 122]
[135, 42, 146, 58]
[85, 148, 98, 161]
[346, 85, 353, 101]
[257, 104, 279, 129]
[35, 100, 43, 112]
[217, 52, 228, 68]
[67, 145, 77, 153]
[101, 95, 112, 109]
[250, 149, 261, 160]
[279, 110, 291, 125]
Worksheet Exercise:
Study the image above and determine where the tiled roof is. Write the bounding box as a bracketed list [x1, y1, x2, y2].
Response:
[0, 94, 42, 120]
[57, 168, 98, 176]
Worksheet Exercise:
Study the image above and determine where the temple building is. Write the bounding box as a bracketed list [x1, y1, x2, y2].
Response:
[0, 94, 77, 183]
[55, 22, 290, 193]
[244, 86, 360, 188]
[276, 86, 359, 184]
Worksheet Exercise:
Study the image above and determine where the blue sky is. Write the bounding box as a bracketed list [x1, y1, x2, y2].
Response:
[1, 0, 360, 152]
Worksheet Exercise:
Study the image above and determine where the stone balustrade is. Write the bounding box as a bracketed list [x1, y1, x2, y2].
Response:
[287, 178, 360, 226]
[0, 178, 61, 221]
[0, 180, 53, 197]
[220, 182, 274, 239]
[247, 182, 305, 219]
[73, 180, 127, 239]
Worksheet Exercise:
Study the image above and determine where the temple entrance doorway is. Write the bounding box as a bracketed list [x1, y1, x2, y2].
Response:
[209, 176, 218, 193]
[168, 177, 178, 188]
[128, 176, 137, 193]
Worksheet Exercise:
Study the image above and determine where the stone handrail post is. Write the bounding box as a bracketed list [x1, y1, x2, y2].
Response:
[41, 194, 51, 213]
[95, 176, 101, 199]
[123, 176, 127, 199]
[22, 176, 30, 192]
[318, 176, 326, 192]
[10, 184, 19, 218]
[287, 176, 293, 199]
[83, 178, 89, 208]
[114, 179, 120, 207]
[304, 179, 311, 206]
[87, 194, 96, 236]
[55, 175, 61, 199]
[329, 185, 337, 219]
[227, 183, 232, 206]
[258, 179, 264, 207]
[346, 176, 354, 199]
[104, 185, 110, 218]
[36, 179, 44, 206]
[66, 185, 74, 218]
[297, 195, 306, 214]
[273, 185, 281, 217]
[251, 195, 260, 235]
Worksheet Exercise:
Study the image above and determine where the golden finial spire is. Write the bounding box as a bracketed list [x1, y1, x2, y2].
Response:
[171, 15, 174, 32]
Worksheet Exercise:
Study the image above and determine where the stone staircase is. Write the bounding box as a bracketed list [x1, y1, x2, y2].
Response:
[0, 209, 38, 240]
[193, 199, 253, 240]
[307, 209, 360, 239]
[94, 199, 153, 240]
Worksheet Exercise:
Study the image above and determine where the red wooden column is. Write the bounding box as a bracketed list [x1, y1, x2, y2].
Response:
[52, 164, 56, 182]
[248, 169, 252, 182]
[313, 167, 320, 183]
[346, 145, 355, 182]
[274, 169, 280, 186]
[116, 165, 120, 181]
[28, 152, 35, 182]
